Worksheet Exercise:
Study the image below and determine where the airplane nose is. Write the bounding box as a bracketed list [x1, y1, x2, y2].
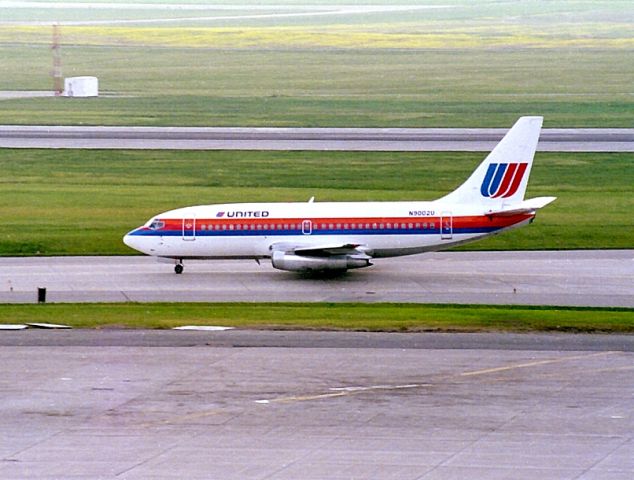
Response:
[124, 228, 161, 255]
[123, 230, 143, 252]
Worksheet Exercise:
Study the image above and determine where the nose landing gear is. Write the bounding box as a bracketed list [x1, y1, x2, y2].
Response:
[174, 261, 184, 274]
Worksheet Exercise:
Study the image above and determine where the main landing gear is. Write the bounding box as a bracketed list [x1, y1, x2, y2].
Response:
[174, 261, 184, 274]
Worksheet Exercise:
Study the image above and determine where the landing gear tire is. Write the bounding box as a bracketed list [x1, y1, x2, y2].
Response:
[174, 263, 184, 274]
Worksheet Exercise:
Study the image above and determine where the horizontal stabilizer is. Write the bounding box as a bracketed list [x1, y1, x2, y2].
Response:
[486, 196, 557, 217]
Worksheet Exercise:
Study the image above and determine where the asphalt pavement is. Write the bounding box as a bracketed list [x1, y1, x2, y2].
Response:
[1, 332, 632, 480]
[1, 250, 632, 307]
[1, 125, 632, 151]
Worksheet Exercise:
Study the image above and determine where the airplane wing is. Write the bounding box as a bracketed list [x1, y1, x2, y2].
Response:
[268, 241, 373, 272]
[485, 196, 557, 217]
[269, 242, 373, 272]
[270, 242, 370, 257]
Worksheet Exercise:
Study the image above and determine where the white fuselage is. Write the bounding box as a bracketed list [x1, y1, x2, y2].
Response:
[123, 200, 534, 260]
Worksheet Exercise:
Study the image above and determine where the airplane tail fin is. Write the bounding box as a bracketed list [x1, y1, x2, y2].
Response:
[439, 116, 543, 207]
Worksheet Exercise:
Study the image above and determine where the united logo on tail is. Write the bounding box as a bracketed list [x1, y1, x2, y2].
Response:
[480, 162, 528, 198]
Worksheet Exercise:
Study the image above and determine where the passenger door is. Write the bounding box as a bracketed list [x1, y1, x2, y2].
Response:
[182, 217, 196, 241]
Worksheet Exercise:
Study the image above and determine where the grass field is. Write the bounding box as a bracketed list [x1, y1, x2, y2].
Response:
[0, 46, 631, 127]
[1, 303, 633, 333]
[1, 1, 632, 127]
[1, 149, 632, 256]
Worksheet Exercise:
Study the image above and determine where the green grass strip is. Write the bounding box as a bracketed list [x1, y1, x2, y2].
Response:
[1, 303, 633, 333]
[2, 150, 633, 255]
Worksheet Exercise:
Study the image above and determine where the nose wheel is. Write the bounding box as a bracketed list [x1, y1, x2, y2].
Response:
[174, 262, 184, 274]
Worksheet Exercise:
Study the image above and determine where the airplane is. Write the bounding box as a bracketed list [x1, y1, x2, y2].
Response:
[123, 116, 555, 274]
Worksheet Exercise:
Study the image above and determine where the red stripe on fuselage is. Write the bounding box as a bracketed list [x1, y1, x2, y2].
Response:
[152, 214, 533, 232]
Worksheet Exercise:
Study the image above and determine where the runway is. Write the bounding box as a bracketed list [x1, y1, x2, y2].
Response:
[1, 250, 632, 307]
[1, 125, 633, 151]
[1, 331, 632, 479]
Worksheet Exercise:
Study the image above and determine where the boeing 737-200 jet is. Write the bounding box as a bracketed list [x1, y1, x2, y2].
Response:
[124, 116, 555, 274]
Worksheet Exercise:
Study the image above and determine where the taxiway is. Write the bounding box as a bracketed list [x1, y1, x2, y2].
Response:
[1, 126, 632, 151]
[0, 331, 632, 480]
[1, 250, 632, 307]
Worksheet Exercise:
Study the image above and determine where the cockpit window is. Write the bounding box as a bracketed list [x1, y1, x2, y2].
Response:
[148, 220, 165, 230]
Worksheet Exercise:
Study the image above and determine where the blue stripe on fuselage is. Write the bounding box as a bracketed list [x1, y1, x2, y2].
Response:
[129, 226, 501, 237]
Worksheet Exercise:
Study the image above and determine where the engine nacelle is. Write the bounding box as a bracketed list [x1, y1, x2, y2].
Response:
[271, 251, 372, 272]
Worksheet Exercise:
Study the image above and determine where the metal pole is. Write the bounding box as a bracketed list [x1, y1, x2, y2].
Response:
[52, 24, 63, 96]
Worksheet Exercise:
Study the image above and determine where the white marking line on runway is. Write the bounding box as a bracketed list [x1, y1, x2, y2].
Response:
[5, 3, 453, 26]
[329, 384, 429, 392]
[172, 326, 234, 331]
[26, 322, 72, 329]
[254, 351, 619, 405]
[256, 383, 433, 404]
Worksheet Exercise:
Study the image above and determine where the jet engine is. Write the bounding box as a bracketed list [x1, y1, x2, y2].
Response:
[271, 250, 372, 272]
